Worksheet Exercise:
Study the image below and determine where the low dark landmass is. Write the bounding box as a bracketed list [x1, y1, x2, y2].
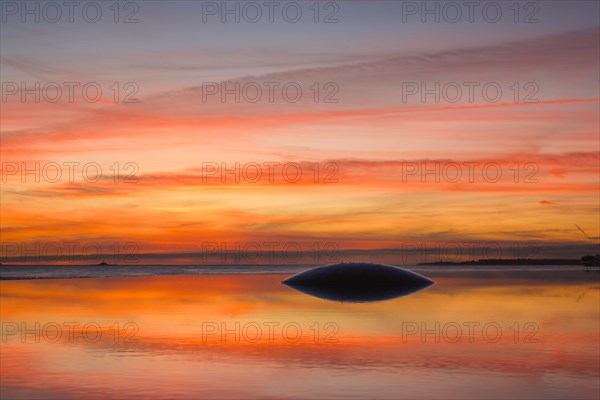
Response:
[418, 258, 583, 266]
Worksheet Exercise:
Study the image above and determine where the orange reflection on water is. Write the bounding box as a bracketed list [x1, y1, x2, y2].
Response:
[1, 271, 599, 399]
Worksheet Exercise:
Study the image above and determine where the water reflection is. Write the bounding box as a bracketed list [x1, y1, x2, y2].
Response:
[1, 271, 598, 399]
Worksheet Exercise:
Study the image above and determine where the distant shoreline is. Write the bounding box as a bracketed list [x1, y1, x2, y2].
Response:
[1, 263, 596, 282]
[418, 258, 583, 266]
[0, 259, 590, 267]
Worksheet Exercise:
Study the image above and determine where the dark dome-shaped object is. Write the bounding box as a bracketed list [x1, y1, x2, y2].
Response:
[282, 262, 434, 302]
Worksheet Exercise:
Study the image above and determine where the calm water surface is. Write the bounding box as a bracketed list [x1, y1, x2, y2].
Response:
[1, 269, 598, 399]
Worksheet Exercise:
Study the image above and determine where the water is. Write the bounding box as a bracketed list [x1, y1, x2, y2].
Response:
[0, 264, 588, 280]
[0, 264, 312, 280]
[1, 268, 598, 399]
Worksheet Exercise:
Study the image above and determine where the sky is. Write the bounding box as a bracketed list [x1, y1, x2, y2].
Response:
[1, 1, 599, 264]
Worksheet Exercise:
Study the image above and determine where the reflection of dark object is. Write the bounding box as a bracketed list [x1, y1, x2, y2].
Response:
[581, 255, 600, 271]
[581, 255, 600, 266]
[282, 262, 434, 302]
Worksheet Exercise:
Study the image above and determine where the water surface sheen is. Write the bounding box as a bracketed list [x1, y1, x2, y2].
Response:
[1, 269, 598, 399]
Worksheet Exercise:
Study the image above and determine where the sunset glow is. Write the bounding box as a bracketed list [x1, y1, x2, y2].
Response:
[2, 2, 599, 264]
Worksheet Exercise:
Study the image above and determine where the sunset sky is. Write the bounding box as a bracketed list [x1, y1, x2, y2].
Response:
[1, 1, 599, 264]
